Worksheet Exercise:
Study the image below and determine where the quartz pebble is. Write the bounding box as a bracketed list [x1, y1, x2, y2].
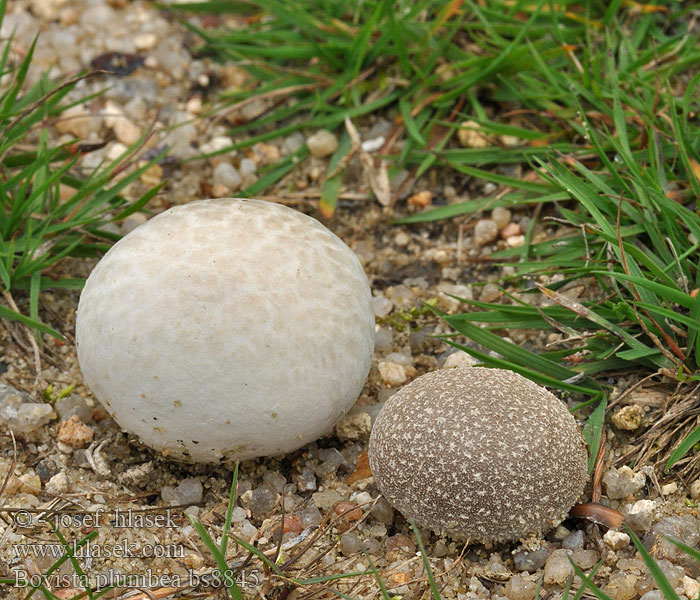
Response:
[316, 448, 345, 478]
[334, 410, 372, 441]
[611, 405, 644, 430]
[372, 295, 393, 318]
[572, 548, 598, 569]
[604, 529, 630, 550]
[162, 478, 203, 506]
[513, 547, 549, 572]
[474, 219, 499, 246]
[562, 529, 584, 550]
[57, 416, 94, 448]
[212, 161, 242, 190]
[605, 573, 638, 600]
[340, 532, 362, 555]
[306, 129, 338, 157]
[480, 282, 501, 302]
[250, 484, 277, 516]
[458, 120, 489, 148]
[297, 504, 323, 527]
[441, 351, 478, 370]
[312, 489, 343, 510]
[625, 499, 656, 532]
[294, 467, 317, 492]
[603, 466, 645, 499]
[492, 206, 511, 229]
[385, 533, 415, 558]
[46, 472, 68, 495]
[505, 575, 537, 600]
[378, 361, 407, 386]
[543, 549, 573, 584]
[0, 383, 56, 433]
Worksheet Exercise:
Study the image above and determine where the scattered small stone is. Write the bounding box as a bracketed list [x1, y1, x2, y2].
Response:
[572, 548, 598, 569]
[262, 472, 286, 493]
[213, 161, 242, 190]
[474, 219, 499, 246]
[334, 501, 362, 521]
[0, 384, 56, 433]
[603, 466, 645, 499]
[661, 482, 678, 496]
[647, 515, 700, 573]
[372, 295, 393, 318]
[625, 499, 656, 532]
[500, 222, 522, 239]
[282, 514, 302, 534]
[334, 409, 372, 441]
[57, 416, 94, 448]
[316, 447, 345, 478]
[282, 132, 305, 154]
[639, 591, 664, 600]
[293, 467, 317, 492]
[407, 190, 432, 209]
[513, 547, 549, 573]
[162, 478, 203, 506]
[684, 576, 700, 599]
[543, 549, 573, 584]
[306, 129, 338, 158]
[441, 351, 478, 370]
[118, 461, 154, 488]
[480, 282, 501, 303]
[35, 459, 59, 483]
[611, 405, 644, 431]
[19, 473, 41, 494]
[250, 483, 277, 516]
[507, 234, 525, 247]
[339, 532, 362, 555]
[492, 207, 511, 229]
[312, 489, 343, 510]
[230, 506, 247, 523]
[378, 361, 407, 386]
[458, 120, 489, 148]
[178, 478, 204, 505]
[562, 529, 584, 550]
[45, 472, 68, 495]
[374, 328, 393, 353]
[505, 575, 537, 600]
[56, 395, 93, 423]
[347, 451, 373, 485]
[691, 479, 700, 500]
[386, 533, 415, 558]
[605, 573, 638, 600]
[239, 158, 257, 176]
[297, 504, 323, 527]
[239, 519, 258, 539]
[55, 104, 96, 138]
[604, 529, 630, 550]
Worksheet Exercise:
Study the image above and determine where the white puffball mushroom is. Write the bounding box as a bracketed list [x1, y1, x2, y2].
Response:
[76, 198, 374, 463]
[369, 367, 588, 542]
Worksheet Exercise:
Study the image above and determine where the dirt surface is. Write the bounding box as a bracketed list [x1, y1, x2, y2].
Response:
[2, 2, 700, 600]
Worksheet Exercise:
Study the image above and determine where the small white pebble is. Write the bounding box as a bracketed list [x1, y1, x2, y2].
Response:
[683, 576, 700, 600]
[603, 529, 630, 550]
[361, 136, 384, 153]
[306, 129, 338, 158]
[378, 362, 407, 386]
[661, 482, 678, 496]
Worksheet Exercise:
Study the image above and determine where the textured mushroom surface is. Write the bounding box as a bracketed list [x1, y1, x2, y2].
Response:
[369, 367, 588, 542]
[76, 198, 374, 462]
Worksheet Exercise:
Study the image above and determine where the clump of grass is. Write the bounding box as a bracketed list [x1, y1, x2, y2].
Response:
[0, 0, 164, 344]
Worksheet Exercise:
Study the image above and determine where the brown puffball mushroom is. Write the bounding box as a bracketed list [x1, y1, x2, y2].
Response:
[368, 367, 588, 542]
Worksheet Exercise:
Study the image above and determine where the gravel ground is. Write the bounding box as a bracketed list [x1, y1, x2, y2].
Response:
[1, 2, 700, 600]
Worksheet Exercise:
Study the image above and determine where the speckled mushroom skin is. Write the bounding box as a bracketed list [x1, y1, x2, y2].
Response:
[368, 367, 588, 542]
[76, 198, 375, 462]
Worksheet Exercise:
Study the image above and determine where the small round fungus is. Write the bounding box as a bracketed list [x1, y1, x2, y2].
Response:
[76, 198, 374, 463]
[368, 367, 588, 542]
